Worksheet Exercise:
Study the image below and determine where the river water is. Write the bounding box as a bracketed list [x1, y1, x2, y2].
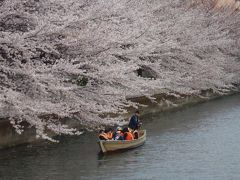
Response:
[0, 94, 240, 180]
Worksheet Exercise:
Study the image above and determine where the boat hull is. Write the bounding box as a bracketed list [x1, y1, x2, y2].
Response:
[98, 130, 146, 153]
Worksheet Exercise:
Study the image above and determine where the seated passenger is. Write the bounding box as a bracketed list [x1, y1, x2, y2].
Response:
[105, 128, 113, 140]
[98, 130, 108, 140]
[113, 127, 124, 140]
[133, 130, 139, 139]
[123, 127, 134, 141]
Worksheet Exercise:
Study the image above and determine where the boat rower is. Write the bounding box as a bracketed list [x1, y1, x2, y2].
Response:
[128, 110, 141, 131]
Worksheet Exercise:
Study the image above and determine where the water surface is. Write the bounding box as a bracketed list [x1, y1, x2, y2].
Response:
[1, 95, 240, 180]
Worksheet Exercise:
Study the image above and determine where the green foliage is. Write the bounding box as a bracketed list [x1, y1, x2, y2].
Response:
[72, 75, 88, 86]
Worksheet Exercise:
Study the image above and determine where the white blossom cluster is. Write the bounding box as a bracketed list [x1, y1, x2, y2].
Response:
[0, 0, 240, 141]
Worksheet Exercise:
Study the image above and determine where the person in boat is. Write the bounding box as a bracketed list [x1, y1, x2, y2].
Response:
[105, 128, 113, 140]
[99, 128, 113, 140]
[123, 127, 134, 140]
[98, 129, 108, 140]
[133, 130, 139, 139]
[113, 127, 124, 140]
[128, 110, 141, 131]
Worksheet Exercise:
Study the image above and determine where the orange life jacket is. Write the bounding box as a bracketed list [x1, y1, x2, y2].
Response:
[124, 132, 134, 140]
[106, 132, 113, 139]
[99, 133, 108, 140]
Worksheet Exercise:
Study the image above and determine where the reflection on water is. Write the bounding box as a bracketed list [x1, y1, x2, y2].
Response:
[1, 95, 240, 180]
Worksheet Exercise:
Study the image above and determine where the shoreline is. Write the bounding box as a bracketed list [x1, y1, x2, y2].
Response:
[1, 0, 240, 149]
[1, 88, 239, 149]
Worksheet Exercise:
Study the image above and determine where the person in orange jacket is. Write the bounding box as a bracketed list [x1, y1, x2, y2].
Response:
[99, 128, 113, 140]
[98, 130, 108, 140]
[105, 128, 113, 140]
[123, 127, 134, 140]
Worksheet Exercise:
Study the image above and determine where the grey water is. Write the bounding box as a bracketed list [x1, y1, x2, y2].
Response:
[1, 94, 240, 180]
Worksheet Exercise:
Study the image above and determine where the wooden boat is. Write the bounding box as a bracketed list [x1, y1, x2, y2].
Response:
[98, 130, 146, 153]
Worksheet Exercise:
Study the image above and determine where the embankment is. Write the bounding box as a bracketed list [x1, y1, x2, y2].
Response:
[1, 0, 240, 147]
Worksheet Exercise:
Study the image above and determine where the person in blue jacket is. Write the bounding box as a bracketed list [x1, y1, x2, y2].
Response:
[128, 110, 140, 130]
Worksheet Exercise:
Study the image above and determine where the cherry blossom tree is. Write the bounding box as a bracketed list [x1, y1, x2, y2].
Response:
[0, 0, 240, 141]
